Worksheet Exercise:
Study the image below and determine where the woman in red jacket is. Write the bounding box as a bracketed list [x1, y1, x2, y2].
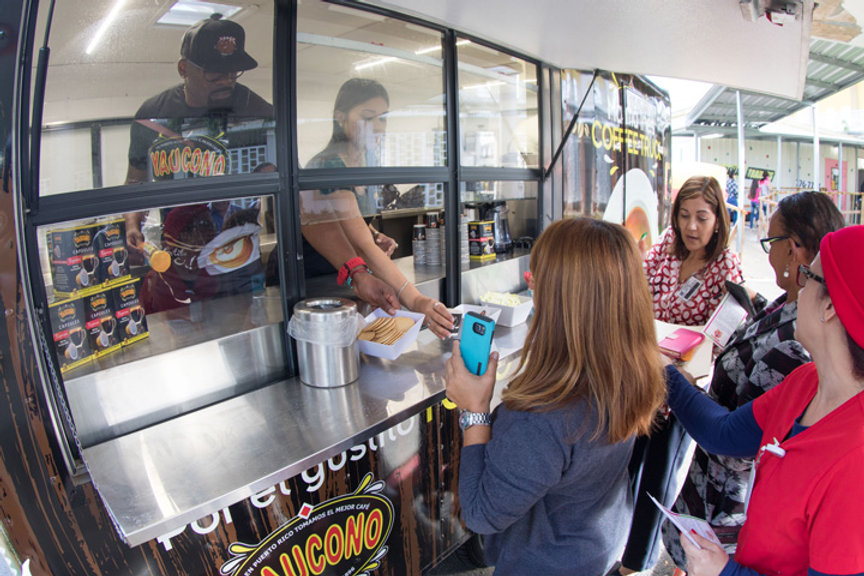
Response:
[666, 225, 864, 576]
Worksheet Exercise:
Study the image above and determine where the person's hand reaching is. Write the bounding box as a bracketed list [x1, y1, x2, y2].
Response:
[352, 269, 400, 315]
[374, 231, 398, 257]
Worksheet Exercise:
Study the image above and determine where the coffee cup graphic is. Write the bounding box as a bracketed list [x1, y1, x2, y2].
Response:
[127, 306, 144, 335]
[78, 254, 97, 287]
[110, 247, 127, 278]
[98, 317, 116, 348]
[65, 328, 85, 360]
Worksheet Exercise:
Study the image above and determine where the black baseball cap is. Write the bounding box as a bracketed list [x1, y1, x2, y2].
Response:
[180, 14, 258, 73]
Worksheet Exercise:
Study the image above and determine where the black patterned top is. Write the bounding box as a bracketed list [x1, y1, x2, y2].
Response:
[662, 294, 810, 568]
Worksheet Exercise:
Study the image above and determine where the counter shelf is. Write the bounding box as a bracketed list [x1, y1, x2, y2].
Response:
[69, 252, 531, 546]
[81, 322, 529, 548]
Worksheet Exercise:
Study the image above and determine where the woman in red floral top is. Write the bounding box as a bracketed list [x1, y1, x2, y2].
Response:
[644, 176, 742, 326]
[617, 175, 742, 576]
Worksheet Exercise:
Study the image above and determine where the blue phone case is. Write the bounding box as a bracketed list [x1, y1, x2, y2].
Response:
[460, 311, 496, 376]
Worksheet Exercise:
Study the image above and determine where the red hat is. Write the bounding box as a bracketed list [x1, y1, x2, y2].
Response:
[820, 225, 864, 348]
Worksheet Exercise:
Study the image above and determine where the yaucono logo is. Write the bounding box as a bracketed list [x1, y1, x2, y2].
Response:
[220, 473, 394, 576]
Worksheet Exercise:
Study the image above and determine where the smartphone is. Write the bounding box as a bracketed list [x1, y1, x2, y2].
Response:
[460, 311, 496, 376]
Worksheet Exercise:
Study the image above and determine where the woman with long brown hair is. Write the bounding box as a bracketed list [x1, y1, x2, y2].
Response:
[445, 218, 667, 575]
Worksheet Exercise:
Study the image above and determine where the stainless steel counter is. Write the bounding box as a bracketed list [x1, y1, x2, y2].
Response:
[82, 320, 530, 547]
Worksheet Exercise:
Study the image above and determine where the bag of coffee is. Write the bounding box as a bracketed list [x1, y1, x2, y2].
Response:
[48, 223, 99, 296]
[48, 296, 92, 373]
[93, 218, 129, 285]
[112, 279, 149, 345]
[83, 289, 121, 357]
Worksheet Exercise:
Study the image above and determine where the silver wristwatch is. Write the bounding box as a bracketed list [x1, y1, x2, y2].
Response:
[459, 409, 491, 431]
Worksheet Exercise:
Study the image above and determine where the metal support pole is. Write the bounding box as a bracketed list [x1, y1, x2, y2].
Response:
[776, 136, 782, 189]
[839, 141, 844, 193]
[735, 90, 745, 256]
[812, 105, 820, 191]
[796, 141, 800, 188]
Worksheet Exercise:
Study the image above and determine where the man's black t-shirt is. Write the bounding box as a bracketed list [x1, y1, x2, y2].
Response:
[128, 84, 273, 178]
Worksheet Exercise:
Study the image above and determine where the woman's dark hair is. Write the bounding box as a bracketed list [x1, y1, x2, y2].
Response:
[329, 78, 389, 146]
[726, 166, 736, 179]
[774, 191, 845, 258]
[670, 176, 730, 261]
[748, 178, 759, 200]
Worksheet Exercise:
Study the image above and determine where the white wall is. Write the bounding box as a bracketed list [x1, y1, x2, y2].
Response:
[682, 136, 864, 192]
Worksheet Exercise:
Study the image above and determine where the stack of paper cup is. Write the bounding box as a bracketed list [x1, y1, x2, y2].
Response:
[425, 212, 442, 267]
[460, 214, 470, 266]
[412, 224, 427, 266]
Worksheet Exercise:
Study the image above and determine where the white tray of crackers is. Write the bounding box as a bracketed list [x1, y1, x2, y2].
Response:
[357, 309, 425, 361]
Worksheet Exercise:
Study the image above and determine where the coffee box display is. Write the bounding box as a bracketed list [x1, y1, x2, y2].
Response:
[112, 279, 149, 345]
[468, 221, 494, 239]
[83, 290, 122, 358]
[49, 296, 92, 373]
[48, 223, 98, 295]
[469, 237, 496, 261]
[93, 218, 130, 284]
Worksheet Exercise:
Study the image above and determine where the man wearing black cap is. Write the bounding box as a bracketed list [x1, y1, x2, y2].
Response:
[125, 14, 400, 313]
[124, 12, 273, 270]
[125, 13, 272, 187]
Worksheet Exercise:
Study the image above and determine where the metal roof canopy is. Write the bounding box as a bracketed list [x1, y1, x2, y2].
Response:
[361, 0, 814, 99]
[684, 38, 864, 140]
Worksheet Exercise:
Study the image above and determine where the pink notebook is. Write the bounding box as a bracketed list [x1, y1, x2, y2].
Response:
[658, 327, 705, 361]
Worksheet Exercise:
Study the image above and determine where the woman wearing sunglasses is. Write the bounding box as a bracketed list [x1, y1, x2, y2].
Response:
[662, 191, 844, 571]
[665, 224, 864, 576]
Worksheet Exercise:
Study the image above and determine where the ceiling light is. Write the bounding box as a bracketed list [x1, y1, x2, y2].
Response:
[327, 4, 387, 21]
[86, 0, 127, 55]
[415, 39, 470, 56]
[157, 1, 242, 27]
[354, 57, 398, 71]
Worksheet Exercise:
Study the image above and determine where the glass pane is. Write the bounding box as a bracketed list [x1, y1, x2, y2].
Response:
[561, 70, 619, 219]
[39, 196, 281, 377]
[297, 1, 446, 168]
[299, 182, 446, 285]
[36, 0, 275, 194]
[460, 181, 538, 262]
[561, 71, 671, 243]
[458, 41, 538, 168]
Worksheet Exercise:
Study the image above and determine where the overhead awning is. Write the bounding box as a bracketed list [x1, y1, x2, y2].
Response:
[362, 0, 814, 99]
[684, 38, 864, 138]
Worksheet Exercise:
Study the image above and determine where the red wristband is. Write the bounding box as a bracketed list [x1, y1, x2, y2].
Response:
[337, 257, 366, 286]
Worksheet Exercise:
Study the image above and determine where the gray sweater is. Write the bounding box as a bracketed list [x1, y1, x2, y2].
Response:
[459, 400, 634, 576]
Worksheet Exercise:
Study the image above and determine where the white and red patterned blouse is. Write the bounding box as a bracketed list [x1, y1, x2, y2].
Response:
[644, 227, 743, 326]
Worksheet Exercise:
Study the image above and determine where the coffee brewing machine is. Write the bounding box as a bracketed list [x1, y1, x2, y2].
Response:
[473, 200, 512, 253]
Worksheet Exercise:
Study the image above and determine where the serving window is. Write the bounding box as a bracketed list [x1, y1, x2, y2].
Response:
[37, 195, 282, 374]
[35, 0, 276, 196]
[296, 1, 447, 170]
[457, 40, 539, 169]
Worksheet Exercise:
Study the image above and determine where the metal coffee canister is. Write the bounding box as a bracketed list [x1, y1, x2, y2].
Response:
[288, 298, 360, 388]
